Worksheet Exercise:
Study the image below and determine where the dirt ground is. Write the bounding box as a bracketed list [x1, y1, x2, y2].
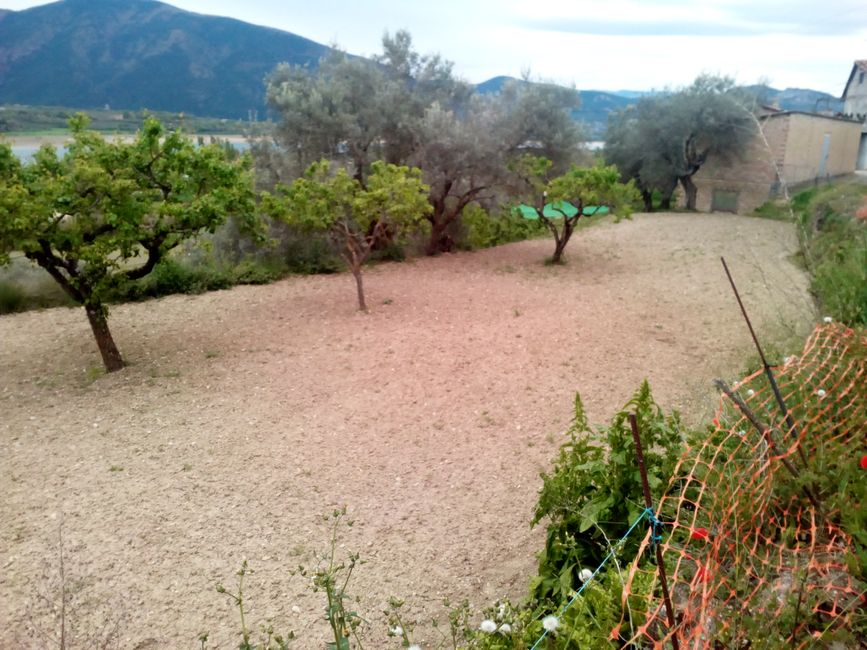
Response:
[0, 213, 816, 648]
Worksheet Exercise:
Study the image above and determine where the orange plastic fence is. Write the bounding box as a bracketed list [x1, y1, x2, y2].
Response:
[618, 323, 866, 648]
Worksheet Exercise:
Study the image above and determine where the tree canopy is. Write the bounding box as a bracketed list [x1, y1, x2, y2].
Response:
[512, 155, 638, 264]
[262, 160, 431, 311]
[266, 33, 585, 254]
[0, 115, 258, 371]
[604, 75, 757, 210]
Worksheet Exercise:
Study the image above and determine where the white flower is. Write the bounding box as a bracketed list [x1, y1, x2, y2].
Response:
[747, 389, 755, 398]
[823, 316, 833, 324]
[783, 356, 792, 364]
[542, 615, 559, 632]
[499, 623, 512, 635]
[479, 619, 497, 633]
[816, 389, 826, 398]
[408, 645, 421, 650]
[389, 625, 403, 637]
[579, 568, 594, 582]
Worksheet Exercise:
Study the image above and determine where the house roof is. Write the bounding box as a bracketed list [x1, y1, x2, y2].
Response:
[842, 60, 867, 101]
[761, 110, 861, 125]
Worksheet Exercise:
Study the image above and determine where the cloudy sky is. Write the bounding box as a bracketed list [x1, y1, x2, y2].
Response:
[4, 0, 866, 94]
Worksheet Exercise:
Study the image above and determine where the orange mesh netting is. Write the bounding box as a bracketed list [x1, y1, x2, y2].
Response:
[617, 323, 867, 648]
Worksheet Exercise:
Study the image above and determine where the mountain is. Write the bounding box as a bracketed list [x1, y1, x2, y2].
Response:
[475, 75, 633, 139]
[0, 1, 845, 135]
[746, 85, 843, 113]
[0, 0, 333, 118]
[477, 77, 843, 139]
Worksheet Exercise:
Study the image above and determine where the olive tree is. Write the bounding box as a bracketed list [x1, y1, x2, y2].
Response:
[605, 75, 756, 210]
[0, 116, 258, 372]
[512, 155, 638, 264]
[262, 160, 431, 311]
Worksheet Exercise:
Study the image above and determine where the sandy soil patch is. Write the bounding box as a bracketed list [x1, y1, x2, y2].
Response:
[0, 213, 815, 648]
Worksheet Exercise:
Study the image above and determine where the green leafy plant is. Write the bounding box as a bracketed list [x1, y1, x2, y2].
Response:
[215, 561, 295, 650]
[295, 507, 366, 650]
[531, 381, 684, 605]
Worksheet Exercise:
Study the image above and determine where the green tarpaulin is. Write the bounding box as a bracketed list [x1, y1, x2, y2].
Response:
[514, 202, 610, 220]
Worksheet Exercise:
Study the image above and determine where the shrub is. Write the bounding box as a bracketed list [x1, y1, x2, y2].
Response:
[460, 205, 545, 250]
[0, 280, 26, 314]
[793, 184, 867, 326]
[531, 382, 685, 606]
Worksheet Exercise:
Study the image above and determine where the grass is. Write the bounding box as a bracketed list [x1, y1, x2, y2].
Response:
[754, 183, 867, 327]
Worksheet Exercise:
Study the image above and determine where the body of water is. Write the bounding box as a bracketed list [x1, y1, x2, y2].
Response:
[9, 138, 250, 162]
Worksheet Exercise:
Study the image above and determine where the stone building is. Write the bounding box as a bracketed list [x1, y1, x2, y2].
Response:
[689, 110, 861, 214]
[841, 59, 867, 169]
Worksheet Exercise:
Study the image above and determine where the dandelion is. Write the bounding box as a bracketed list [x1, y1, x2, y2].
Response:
[389, 626, 403, 637]
[499, 623, 512, 635]
[408, 645, 421, 650]
[542, 615, 559, 632]
[746, 389, 755, 398]
[823, 316, 833, 323]
[579, 568, 593, 583]
[816, 389, 826, 398]
[479, 619, 497, 634]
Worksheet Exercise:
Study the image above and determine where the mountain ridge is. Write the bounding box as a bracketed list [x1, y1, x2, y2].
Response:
[0, 1, 844, 136]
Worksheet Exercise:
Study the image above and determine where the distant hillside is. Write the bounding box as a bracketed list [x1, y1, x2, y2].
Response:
[0, 1, 844, 136]
[475, 75, 632, 139]
[0, 0, 333, 118]
[477, 77, 843, 139]
[746, 85, 843, 113]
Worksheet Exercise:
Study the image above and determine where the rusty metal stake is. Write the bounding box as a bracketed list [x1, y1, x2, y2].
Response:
[720, 257, 809, 467]
[629, 413, 680, 650]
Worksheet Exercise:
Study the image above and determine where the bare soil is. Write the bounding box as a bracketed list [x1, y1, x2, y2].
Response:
[0, 213, 815, 648]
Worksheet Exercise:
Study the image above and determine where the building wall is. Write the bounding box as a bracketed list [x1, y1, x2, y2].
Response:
[781, 113, 861, 183]
[690, 113, 861, 214]
[843, 66, 867, 117]
[690, 115, 787, 214]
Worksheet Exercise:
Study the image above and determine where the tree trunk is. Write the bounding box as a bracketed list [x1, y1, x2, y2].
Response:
[679, 175, 698, 210]
[425, 220, 454, 256]
[350, 265, 367, 312]
[659, 193, 673, 210]
[84, 303, 124, 372]
[641, 189, 654, 212]
[550, 218, 579, 264]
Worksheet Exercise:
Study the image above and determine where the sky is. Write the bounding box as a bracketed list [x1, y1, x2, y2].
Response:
[3, 0, 866, 95]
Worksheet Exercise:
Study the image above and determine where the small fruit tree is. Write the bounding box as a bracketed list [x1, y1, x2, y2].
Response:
[0, 116, 258, 372]
[513, 155, 638, 263]
[263, 159, 431, 311]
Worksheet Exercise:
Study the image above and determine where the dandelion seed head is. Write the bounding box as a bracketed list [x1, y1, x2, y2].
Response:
[747, 389, 755, 397]
[499, 623, 512, 634]
[823, 316, 833, 323]
[408, 645, 421, 650]
[389, 626, 403, 637]
[579, 568, 593, 582]
[542, 615, 559, 632]
[480, 619, 497, 633]
[816, 389, 826, 398]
